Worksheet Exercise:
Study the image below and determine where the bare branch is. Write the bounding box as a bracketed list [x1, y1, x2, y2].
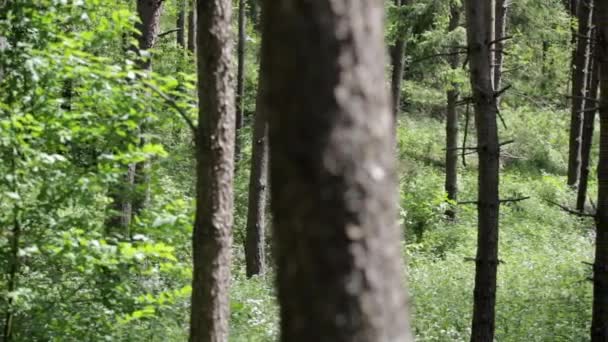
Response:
[143, 81, 197, 134]
[545, 199, 596, 218]
[158, 28, 183, 38]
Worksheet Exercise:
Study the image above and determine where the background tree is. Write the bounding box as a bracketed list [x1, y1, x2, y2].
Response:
[391, 0, 408, 119]
[567, 0, 594, 187]
[445, 0, 461, 218]
[465, 0, 502, 340]
[188, 0, 197, 53]
[244, 51, 268, 278]
[235, 0, 246, 163]
[577, 10, 598, 212]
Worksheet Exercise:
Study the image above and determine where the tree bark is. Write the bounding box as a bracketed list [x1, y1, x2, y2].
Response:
[189, 0, 235, 340]
[578, 20, 599, 212]
[390, 0, 407, 120]
[177, 0, 186, 48]
[261, 0, 413, 341]
[235, 0, 246, 164]
[493, 0, 508, 94]
[445, 1, 461, 218]
[465, 0, 501, 340]
[568, 0, 594, 187]
[187, 0, 197, 53]
[245, 58, 268, 278]
[591, 3, 608, 338]
[130, 0, 164, 218]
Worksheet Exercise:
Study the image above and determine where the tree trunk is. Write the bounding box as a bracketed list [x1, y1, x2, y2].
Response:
[493, 0, 508, 94]
[134, 0, 164, 70]
[488, 0, 496, 89]
[578, 20, 599, 212]
[465, 0, 501, 340]
[445, 1, 461, 218]
[248, 0, 260, 29]
[245, 58, 268, 278]
[390, 0, 406, 120]
[568, 0, 594, 187]
[261, 0, 414, 341]
[187, 0, 197, 53]
[3, 154, 21, 342]
[131, 0, 164, 217]
[591, 3, 608, 338]
[177, 0, 186, 48]
[235, 0, 246, 164]
[189, 0, 235, 340]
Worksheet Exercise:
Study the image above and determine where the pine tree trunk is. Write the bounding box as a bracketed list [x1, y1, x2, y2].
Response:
[465, 0, 501, 340]
[591, 2, 608, 339]
[390, 0, 407, 120]
[578, 19, 598, 212]
[235, 0, 246, 164]
[493, 0, 508, 94]
[445, 1, 461, 217]
[245, 57, 268, 278]
[568, 0, 594, 187]
[189, 0, 235, 340]
[187, 0, 197, 53]
[261, 0, 413, 340]
[177, 0, 186, 48]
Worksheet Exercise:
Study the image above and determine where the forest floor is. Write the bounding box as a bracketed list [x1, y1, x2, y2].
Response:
[228, 108, 594, 341]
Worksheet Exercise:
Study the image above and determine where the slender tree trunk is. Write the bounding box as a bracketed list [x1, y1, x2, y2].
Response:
[235, 0, 246, 164]
[493, 0, 508, 94]
[261, 0, 413, 340]
[591, 4, 608, 338]
[568, 0, 594, 187]
[567, 0, 579, 101]
[465, 0, 501, 340]
[177, 0, 186, 48]
[131, 0, 164, 217]
[488, 0, 496, 90]
[189, 0, 235, 340]
[390, 0, 407, 120]
[445, 1, 461, 218]
[247, 0, 260, 29]
[3, 154, 21, 342]
[245, 59, 268, 278]
[187, 0, 197, 53]
[578, 20, 599, 212]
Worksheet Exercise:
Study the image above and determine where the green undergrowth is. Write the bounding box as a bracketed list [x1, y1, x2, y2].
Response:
[227, 107, 597, 341]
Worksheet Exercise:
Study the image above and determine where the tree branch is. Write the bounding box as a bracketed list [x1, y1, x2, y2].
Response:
[143, 81, 197, 134]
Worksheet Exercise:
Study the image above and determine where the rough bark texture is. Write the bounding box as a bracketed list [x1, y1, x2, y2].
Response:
[245, 60, 268, 277]
[493, 0, 508, 94]
[189, 0, 235, 340]
[465, 0, 501, 340]
[177, 0, 186, 48]
[390, 0, 406, 120]
[445, 1, 460, 216]
[261, 0, 413, 341]
[568, 0, 594, 187]
[592, 2, 608, 339]
[235, 0, 246, 164]
[134, 0, 164, 70]
[188, 0, 197, 53]
[578, 20, 598, 212]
